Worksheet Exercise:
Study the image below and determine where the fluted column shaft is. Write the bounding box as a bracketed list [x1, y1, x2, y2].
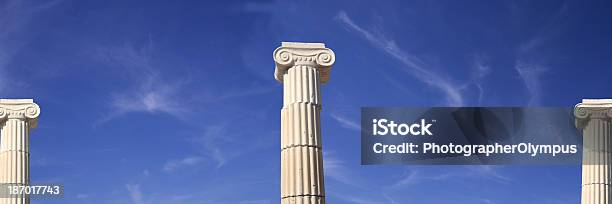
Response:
[0, 119, 30, 204]
[281, 65, 324, 204]
[0, 99, 40, 204]
[274, 42, 335, 204]
[576, 99, 612, 204]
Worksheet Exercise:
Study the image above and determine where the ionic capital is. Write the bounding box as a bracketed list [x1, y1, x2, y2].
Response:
[273, 42, 335, 83]
[574, 99, 612, 129]
[0, 99, 40, 127]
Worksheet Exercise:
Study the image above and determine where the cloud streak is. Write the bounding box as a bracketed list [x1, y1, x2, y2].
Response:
[329, 113, 360, 131]
[168, 124, 266, 170]
[126, 184, 145, 204]
[393, 166, 511, 188]
[197, 126, 232, 168]
[469, 54, 492, 104]
[324, 152, 368, 190]
[511, 2, 570, 106]
[335, 11, 464, 106]
[94, 39, 276, 126]
[514, 61, 547, 105]
[94, 40, 193, 124]
[163, 156, 205, 172]
[0, 0, 60, 95]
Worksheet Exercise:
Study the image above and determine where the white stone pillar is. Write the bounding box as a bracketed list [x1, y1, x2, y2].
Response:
[274, 42, 335, 204]
[575, 99, 612, 204]
[0, 99, 40, 204]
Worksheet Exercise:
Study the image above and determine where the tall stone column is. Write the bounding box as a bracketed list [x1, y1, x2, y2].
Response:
[575, 99, 612, 204]
[274, 42, 335, 204]
[0, 99, 40, 204]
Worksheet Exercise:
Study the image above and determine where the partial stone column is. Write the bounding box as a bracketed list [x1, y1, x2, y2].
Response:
[575, 99, 612, 204]
[274, 42, 335, 204]
[0, 99, 40, 204]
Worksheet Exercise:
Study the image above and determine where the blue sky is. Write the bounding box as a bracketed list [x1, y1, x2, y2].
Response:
[1, 0, 612, 203]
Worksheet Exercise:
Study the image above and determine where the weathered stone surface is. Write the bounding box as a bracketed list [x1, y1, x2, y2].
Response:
[0, 99, 40, 204]
[575, 99, 612, 204]
[276, 42, 334, 204]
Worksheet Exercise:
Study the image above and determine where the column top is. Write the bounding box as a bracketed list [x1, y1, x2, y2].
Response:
[273, 42, 335, 84]
[574, 99, 612, 129]
[281, 42, 325, 48]
[0, 99, 34, 104]
[577, 99, 612, 107]
[0, 99, 40, 127]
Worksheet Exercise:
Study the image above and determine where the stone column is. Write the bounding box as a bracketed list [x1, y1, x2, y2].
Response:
[274, 42, 335, 204]
[575, 99, 612, 204]
[0, 99, 40, 204]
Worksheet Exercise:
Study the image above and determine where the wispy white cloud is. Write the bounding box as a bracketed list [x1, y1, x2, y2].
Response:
[329, 112, 360, 131]
[123, 170, 151, 204]
[324, 152, 367, 189]
[119, 170, 217, 204]
[392, 169, 454, 187]
[468, 165, 512, 184]
[197, 126, 232, 168]
[0, 0, 61, 40]
[515, 37, 549, 106]
[94, 39, 275, 126]
[126, 184, 145, 204]
[468, 54, 492, 104]
[326, 155, 509, 204]
[380, 73, 418, 98]
[512, 2, 570, 106]
[338, 196, 388, 204]
[163, 125, 275, 172]
[76, 193, 91, 199]
[170, 124, 264, 170]
[201, 86, 275, 103]
[335, 11, 464, 106]
[94, 40, 192, 124]
[393, 166, 511, 188]
[325, 152, 395, 204]
[382, 193, 400, 204]
[163, 156, 205, 172]
[332, 192, 399, 204]
[0, 0, 60, 95]
[515, 61, 547, 106]
[517, 1, 569, 55]
[480, 198, 497, 204]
